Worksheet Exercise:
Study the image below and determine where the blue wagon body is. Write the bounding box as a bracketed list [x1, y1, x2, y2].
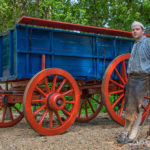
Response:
[0, 24, 134, 81]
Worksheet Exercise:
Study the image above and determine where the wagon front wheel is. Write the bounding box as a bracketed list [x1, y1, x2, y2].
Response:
[23, 68, 80, 135]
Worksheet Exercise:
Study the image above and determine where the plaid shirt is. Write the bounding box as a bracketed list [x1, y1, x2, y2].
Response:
[127, 36, 150, 74]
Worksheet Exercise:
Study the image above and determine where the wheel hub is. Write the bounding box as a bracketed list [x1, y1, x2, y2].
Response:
[2, 95, 13, 107]
[47, 93, 66, 111]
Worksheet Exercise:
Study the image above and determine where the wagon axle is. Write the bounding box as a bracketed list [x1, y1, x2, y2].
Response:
[47, 92, 66, 111]
[2, 95, 14, 107]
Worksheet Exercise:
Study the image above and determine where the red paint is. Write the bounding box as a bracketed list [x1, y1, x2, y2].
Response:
[42, 54, 45, 70]
[18, 16, 150, 38]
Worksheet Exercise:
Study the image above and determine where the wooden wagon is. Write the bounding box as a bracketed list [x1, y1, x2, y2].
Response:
[0, 16, 150, 135]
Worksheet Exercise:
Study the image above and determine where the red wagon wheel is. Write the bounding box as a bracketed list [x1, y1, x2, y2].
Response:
[0, 86, 24, 127]
[76, 93, 103, 122]
[102, 53, 150, 125]
[23, 68, 80, 136]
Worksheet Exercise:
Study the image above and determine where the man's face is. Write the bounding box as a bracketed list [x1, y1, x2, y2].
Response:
[131, 25, 144, 41]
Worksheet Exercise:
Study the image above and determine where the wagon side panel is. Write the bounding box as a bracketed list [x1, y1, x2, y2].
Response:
[0, 25, 134, 81]
[16, 25, 97, 80]
[96, 36, 134, 79]
[0, 30, 17, 81]
[52, 31, 96, 80]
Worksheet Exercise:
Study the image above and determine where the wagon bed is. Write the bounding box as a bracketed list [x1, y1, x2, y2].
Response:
[0, 17, 134, 81]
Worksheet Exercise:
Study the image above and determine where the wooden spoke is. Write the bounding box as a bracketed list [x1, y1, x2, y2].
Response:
[109, 89, 124, 95]
[87, 99, 95, 113]
[33, 105, 46, 116]
[31, 98, 47, 104]
[78, 101, 84, 118]
[2, 107, 7, 123]
[49, 110, 53, 129]
[35, 86, 47, 97]
[56, 79, 67, 93]
[66, 100, 75, 104]
[122, 60, 128, 82]
[85, 101, 88, 117]
[13, 106, 23, 115]
[39, 109, 48, 125]
[119, 97, 125, 117]
[45, 78, 50, 93]
[114, 68, 125, 85]
[62, 108, 71, 116]
[55, 111, 63, 125]
[51, 75, 58, 92]
[110, 79, 124, 88]
[8, 107, 14, 121]
[90, 97, 101, 104]
[112, 93, 124, 108]
[62, 89, 73, 96]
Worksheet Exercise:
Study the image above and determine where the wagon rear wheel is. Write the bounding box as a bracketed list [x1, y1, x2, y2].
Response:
[101, 53, 150, 125]
[76, 93, 102, 122]
[0, 86, 24, 127]
[23, 68, 80, 135]
[0, 104, 23, 127]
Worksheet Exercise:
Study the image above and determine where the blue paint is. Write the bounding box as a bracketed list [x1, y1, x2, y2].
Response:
[0, 24, 134, 81]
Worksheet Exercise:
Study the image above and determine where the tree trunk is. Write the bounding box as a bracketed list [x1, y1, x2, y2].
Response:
[35, 0, 40, 16]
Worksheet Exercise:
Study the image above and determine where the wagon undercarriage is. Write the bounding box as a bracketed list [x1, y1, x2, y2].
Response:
[0, 70, 104, 135]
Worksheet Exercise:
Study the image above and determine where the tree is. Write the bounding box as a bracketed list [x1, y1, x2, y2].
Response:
[0, 0, 150, 33]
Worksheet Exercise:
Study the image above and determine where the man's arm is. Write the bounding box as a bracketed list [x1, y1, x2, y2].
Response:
[146, 38, 150, 58]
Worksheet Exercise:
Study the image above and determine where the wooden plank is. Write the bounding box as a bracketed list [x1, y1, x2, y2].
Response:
[18, 16, 150, 38]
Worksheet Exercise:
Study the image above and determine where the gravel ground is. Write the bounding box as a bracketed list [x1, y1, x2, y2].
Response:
[0, 113, 150, 150]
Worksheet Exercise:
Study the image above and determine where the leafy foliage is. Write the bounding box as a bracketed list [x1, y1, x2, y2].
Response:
[0, 0, 149, 33]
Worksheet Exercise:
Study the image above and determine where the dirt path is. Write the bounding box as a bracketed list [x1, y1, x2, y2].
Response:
[0, 113, 149, 150]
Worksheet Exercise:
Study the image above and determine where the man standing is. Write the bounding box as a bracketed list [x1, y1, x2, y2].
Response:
[117, 21, 150, 144]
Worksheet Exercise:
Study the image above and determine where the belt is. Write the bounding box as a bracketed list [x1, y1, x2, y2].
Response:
[129, 72, 150, 77]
